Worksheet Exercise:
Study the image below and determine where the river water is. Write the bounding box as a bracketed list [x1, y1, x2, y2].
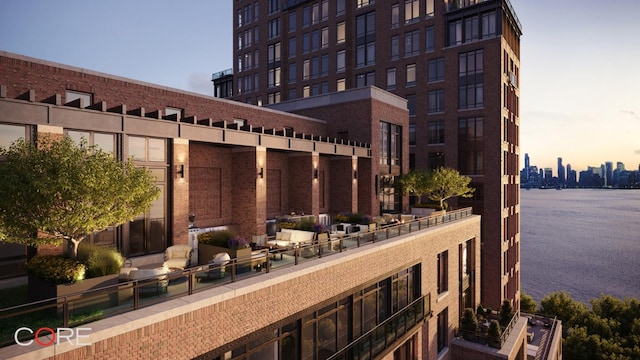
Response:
[520, 189, 640, 304]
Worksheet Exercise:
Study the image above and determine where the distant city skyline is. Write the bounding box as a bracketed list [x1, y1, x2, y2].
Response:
[1, 1, 639, 170]
[523, 154, 639, 175]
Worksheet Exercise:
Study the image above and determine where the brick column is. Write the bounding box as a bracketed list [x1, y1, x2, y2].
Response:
[357, 157, 377, 216]
[329, 156, 358, 214]
[172, 138, 189, 246]
[288, 152, 319, 218]
[232, 147, 267, 238]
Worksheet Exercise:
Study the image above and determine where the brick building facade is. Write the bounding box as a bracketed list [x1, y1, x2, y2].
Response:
[223, 0, 522, 313]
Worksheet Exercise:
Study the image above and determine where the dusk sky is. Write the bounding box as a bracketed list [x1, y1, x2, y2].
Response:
[1, 0, 638, 173]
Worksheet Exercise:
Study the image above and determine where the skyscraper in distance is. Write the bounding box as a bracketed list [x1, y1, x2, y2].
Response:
[221, 0, 522, 311]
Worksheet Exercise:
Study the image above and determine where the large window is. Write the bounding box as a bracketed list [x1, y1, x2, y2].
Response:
[268, 18, 280, 39]
[356, 11, 376, 67]
[357, 0, 375, 8]
[458, 117, 484, 174]
[448, 20, 462, 46]
[404, 30, 420, 57]
[427, 121, 444, 144]
[404, 0, 419, 24]
[459, 49, 484, 109]
[0, 123, 28, 149]
[379, 121, 401, 167]
[428, 58, 444, 82]
[68, 130, 116, 154]
[428, 89, 445, 114]
[127, 137, 166, 256]
[356, 71, 375, 87]
[268, 0, 279, 14]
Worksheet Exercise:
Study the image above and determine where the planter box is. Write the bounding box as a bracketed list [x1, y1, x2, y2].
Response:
[198, 244, 252, 273]
[28, 274, 119, 318]
[410, 207, 436, 216]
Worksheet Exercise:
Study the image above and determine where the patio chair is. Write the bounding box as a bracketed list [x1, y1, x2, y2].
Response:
[196, 252, 231, 281]
[163, 244, 193, 270]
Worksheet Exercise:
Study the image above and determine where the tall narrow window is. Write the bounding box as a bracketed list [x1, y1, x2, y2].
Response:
[356, 11, 376, 67]
[391, 36, 400, 60]
[448, 20, 462, 46]
[406, 64, 416, 87]
[425, 26, 435, 52]
[428, 89, 444, 114]
[437, 251, 448, 294]
[391, 4, 399, 28]
[437, 308, 448, 352]
[458, 49, 484, 109]
[288, 12, 296, 32]
[337, 22, 346, 43]
[337, 50, 346, 72]
[426, 0, 434, 17]
[387, 68, 396, 90]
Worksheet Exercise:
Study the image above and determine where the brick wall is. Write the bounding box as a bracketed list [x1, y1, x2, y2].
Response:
[0, 53, 327, 137]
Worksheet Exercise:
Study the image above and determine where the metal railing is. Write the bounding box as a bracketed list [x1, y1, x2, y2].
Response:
[0, 208, 473, 347]
[327, 294, 430, 360]
[455, 311, 520, 349]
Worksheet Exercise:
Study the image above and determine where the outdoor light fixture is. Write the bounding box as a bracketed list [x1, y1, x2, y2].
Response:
[314, 168, 319, 179]
[176, 164, 185, 178]
[353, 170, 358, 179]
[258, 167, 264, 179]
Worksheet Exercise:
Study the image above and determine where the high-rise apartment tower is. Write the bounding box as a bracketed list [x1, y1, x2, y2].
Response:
[221, 0, 522, 310]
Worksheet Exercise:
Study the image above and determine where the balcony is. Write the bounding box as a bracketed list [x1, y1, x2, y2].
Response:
[327, 295, 430, 360]
[212, 68, 233, 81]
[0, 208, 473, 348]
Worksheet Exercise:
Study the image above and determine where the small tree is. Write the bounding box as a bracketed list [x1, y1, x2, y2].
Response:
[397, 169, 431, 204]
[425, 167, 475, 210]
[0, 136, 160, 258]
[500, 299, 514, 326]
[520, 292, 538, 314]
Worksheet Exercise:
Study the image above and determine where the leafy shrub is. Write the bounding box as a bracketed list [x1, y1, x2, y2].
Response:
[27, 255, 86, 285]
[487, 320, 502, 341]
[277, 222, 297, 230]
[312, 223, 327, 233]
[198, 230, 236, 247]
[77, 242, 124, 278]
[334, 213, 350, 223]
[228, 236, 250, 249]
[360, 215, 373, 225]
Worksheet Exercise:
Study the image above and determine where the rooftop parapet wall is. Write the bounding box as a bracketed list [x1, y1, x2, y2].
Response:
[1, 216, 481, 360]
[0, 51, 327, 136]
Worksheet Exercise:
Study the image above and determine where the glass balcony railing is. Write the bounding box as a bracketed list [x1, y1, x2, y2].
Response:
[212, 68, 233, 81]
[0, 208, 473, 348]
[327, 295, 430, 360]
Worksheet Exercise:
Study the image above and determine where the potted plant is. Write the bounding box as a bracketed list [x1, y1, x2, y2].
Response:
[487, 320, 502, 348]
[26, 243, 124, 316]
[500, 299, 514, 326]
[460, 308, 479, 341]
